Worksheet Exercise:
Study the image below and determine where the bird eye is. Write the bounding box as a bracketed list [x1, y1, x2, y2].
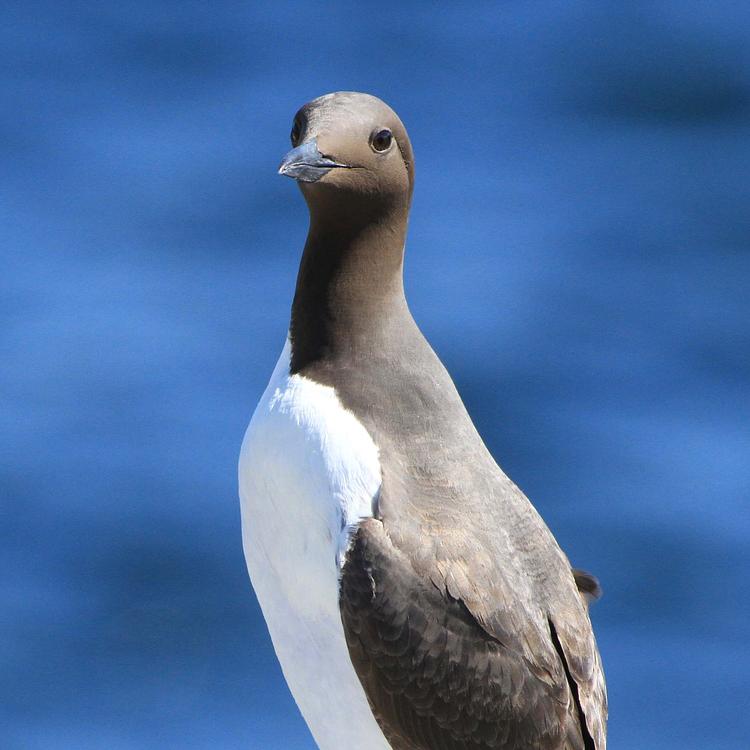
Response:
[371, 128, 393, 153]
[290, 118, 302, 146]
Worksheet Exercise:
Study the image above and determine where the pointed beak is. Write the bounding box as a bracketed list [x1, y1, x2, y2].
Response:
[278, 139, 350, 183]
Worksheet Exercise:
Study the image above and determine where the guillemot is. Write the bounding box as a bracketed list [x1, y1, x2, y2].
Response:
[239, 91, 607, 750]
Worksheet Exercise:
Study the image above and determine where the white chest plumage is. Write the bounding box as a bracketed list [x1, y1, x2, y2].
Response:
[239, 339, 392, 750]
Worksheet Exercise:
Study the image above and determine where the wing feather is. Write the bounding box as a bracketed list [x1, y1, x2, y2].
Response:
[340, 518, 604, 750]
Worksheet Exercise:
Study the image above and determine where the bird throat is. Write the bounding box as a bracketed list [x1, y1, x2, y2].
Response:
[289, 194, 410, 375]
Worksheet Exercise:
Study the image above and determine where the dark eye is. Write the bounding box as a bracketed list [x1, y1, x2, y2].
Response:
[371, 128, 393, 153]
[290, 118, 302, 146]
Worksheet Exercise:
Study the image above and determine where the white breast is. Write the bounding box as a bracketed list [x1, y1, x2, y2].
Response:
[238, 339, 392, 750]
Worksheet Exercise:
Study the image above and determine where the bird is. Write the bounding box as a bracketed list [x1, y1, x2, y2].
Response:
[239, 91, 607, 750]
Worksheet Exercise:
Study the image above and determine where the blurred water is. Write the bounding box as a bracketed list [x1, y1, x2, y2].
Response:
[2, 2, 748, 748]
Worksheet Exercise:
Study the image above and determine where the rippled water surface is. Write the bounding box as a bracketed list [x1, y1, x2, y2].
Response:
[2, 2, 748, 748]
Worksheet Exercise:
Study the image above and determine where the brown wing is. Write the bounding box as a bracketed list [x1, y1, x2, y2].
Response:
[340, 518, 604, 750]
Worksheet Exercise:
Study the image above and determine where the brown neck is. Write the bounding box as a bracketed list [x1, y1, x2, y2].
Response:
[289, 188, 410, 373]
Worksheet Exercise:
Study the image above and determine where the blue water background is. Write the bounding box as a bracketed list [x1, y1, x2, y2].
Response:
[2, 2, 748, 748]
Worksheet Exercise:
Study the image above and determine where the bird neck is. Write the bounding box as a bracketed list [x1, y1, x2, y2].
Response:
[289, 196, 410, 373]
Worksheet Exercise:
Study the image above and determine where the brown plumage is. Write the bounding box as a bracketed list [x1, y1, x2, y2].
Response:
[278, 91, 607, 749]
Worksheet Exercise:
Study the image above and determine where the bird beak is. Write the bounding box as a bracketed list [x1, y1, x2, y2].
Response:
[278, 139, 350, 183]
